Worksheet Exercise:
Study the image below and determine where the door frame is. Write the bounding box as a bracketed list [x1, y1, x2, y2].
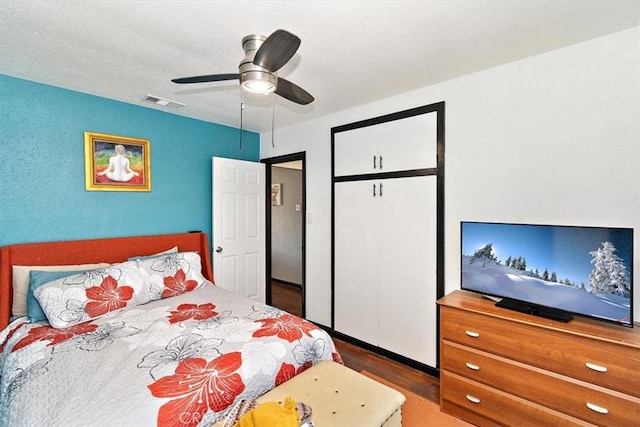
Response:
[261, 152, 306, 318]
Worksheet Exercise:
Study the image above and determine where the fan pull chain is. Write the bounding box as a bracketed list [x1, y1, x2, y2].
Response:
[271, 95, 275, 148]
[239, 89, 245, 151]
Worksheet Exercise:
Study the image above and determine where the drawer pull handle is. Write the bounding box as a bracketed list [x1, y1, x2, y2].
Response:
[586, 402, 609, 414]
[585, 362, 608, 373]
[465, 330, 480, 338]
[465, 362, 480, 371]
[466, 394, 481, 404]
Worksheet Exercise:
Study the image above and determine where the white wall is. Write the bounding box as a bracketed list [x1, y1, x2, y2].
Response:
[261, 27, 640, 327]
[271, 166, 303, 284]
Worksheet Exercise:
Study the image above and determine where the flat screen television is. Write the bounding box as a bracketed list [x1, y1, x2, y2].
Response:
[461, 221, 634, 327]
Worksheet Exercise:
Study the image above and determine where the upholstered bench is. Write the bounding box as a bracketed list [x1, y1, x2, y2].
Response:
[216, 360, 406, 426]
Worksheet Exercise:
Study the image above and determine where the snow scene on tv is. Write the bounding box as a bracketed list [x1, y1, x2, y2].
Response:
[461, 223, 633, 326]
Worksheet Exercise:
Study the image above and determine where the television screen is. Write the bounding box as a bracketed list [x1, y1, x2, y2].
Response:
[461, 221, 634, 327]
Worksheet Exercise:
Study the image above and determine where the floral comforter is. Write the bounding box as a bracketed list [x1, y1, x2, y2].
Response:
[0, 282, 341, 427]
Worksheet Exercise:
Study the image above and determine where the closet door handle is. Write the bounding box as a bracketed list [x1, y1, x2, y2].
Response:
[373, 155, 377, 169]
[379, 183, 383, 197]
[379, 155, 383, 170]
[373, 183, 377, 197]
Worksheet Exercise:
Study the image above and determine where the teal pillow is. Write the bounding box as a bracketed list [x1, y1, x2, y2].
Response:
[28, 270, 83, 322]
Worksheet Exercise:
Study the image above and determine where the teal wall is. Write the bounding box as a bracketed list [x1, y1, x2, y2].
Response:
[0, 74, 259, 247]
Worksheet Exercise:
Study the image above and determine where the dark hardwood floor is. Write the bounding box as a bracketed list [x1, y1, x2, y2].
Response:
[270, 280, 303, 317]
[333, 338, 440, 403]
[270, 281, 440, 405]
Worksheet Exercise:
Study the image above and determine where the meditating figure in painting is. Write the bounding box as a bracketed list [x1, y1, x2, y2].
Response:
[98, 144, 139, 182]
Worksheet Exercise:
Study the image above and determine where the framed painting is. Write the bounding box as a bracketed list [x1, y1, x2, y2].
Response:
[271, 183, 282, 206]
[84, 132, 151, 192]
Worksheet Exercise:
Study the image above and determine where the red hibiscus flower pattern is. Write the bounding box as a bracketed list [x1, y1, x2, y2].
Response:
[161, 269, 198, 299]
[252, 313, 318, 342]
[168, 303, 218, 324]
[85, 275, 134, 318]
[1, 321, 28, 353]
[275, 361, 312, 386]
[11, 323, 98, 352]
[148, 352, 245, 427]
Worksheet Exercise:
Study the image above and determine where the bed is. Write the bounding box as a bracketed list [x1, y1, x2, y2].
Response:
[0, 232, 341, 426]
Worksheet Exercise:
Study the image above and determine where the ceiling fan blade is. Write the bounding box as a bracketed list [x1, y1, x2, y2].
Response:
[171, 73, 240, 84]
[253, 29, 300, 72]
[275, 78, 314, 105]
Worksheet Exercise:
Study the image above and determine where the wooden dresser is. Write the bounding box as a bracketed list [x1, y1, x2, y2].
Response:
[437, 290, 640, 426]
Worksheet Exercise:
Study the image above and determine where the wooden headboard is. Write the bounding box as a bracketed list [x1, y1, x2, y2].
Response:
[0, 232, 213, 329]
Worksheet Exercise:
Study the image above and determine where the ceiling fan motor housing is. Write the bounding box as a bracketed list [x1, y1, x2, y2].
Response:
[240, 34, 277, 93]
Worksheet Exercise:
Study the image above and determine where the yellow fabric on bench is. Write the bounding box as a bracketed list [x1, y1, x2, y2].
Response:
[235, 396, 299, 427]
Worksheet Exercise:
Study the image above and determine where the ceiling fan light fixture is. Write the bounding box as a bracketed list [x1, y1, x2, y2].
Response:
[243, 79, 275, 94]
[241, 70, 277, 94]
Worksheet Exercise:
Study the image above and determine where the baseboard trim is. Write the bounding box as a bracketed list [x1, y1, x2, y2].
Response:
[272, 278, 302, 289]
[315, 326, 440, 378]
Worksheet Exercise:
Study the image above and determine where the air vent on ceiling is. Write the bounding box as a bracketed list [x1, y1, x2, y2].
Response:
[144, 95, 185, 109]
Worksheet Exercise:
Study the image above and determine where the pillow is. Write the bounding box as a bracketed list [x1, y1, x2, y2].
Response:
[28, 270, 86, 322]
[128, 246, 178, 261]
[33, 261, 146, 329]
[12, 263, 110, 318]
[136, 252, 206, 300]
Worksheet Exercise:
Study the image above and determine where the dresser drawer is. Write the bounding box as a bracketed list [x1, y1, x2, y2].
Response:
[440, 306, 640, 397]
[441, 340, 640, 426]
[441, 370, 594, 427]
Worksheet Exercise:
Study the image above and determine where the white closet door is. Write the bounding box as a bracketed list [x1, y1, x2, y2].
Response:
[334, 112, 438, 177]
[377, 113, 438, 172]
[377, 176, 438, 366]
[334, 127, 379, 177]
[334, 180, 379, 346]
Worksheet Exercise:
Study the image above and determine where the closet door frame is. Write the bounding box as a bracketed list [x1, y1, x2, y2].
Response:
[330, 101, 445, 376]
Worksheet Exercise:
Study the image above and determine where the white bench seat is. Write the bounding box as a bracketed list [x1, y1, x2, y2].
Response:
[219, 360, 406, 426]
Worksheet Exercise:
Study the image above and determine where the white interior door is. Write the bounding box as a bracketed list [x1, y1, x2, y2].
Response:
[212, 157, 266, 302]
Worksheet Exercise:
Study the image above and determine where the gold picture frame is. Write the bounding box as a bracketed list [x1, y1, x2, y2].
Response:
[84, 132, 151, 192]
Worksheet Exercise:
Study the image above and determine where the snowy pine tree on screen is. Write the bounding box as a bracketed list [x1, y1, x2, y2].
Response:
[469, 243, 498, 266]
[588, 241, 630, 297]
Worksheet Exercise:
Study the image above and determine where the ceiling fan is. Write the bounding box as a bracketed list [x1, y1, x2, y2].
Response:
[171, 29, 314, 105]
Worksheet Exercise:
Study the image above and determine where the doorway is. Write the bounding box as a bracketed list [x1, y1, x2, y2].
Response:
[263, 152, 305, 318]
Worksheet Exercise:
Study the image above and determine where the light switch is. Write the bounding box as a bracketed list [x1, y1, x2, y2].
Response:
[295, 204, 302, 212]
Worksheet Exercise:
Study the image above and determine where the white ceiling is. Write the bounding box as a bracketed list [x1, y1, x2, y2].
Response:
[1, 1, 639, 133]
